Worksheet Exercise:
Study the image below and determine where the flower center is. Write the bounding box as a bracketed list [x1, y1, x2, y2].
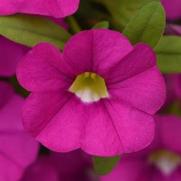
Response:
[69, 72, 109, 103]
[149, 150, 181, 176]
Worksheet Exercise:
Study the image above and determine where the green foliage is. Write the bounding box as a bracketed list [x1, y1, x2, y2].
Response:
[93, 156, 120, 175]
[155, 36, 181, 73]
[94, 0, 159, 30]
[93, 21, 109, 29]
[123, 2, 165, 48]
[0, 14, 71, 49]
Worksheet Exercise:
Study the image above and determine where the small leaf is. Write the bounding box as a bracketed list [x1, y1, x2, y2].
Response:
[94, 0, 159, 30]
[93, 156, 120, 175]
[155, 36, 181, 73]
[93, 21, 109, 29]
[123, 2, 165, 48]
[0, 14, 71, 49]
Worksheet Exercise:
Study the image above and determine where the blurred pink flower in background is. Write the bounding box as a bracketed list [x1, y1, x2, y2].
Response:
[0, 81, 39, 181]
[101, 115, 181, 181]
[0, 36, 29, 77]
[21, 150, 93, 181]
[0, 0, 80, 18]
[161, 0, 181, 21]
[164, 74, 181, 103]
[17, 29, 165, 156]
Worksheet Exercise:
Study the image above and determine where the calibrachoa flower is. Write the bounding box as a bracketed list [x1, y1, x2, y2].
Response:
[0, 36, 28, 77]
[21, 150, 93, 181]
[17, 29, 166, 156]
[161, 0, 181, 21]
[0, 81, 39, 181]
[0, 0, 80, 18]
[101, 115, 181, 181]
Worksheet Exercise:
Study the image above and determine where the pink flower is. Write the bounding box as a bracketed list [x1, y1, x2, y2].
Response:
[21, 150, 92, 181]
[17, 29, 166, 156]
[101, 115, 181, 181]
[0, 81, 39, 181]
[0, 0, 80, 18]
[161, 0, 181, 20]
[0, 36, 29, 77]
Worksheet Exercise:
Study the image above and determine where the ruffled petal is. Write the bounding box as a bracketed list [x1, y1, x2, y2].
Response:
[108, 67, 166, 115]
[17, 43, 72, 92]
[0, 0, 80, 18]
[101, 158, 150, 181]
[0, 95, 39, 181]
[0, 81, 14, 108]
[161, 0, 181, 20]
[0, 36, 28, 77]
[63, 29, 133, 76]
[107, 44, 166, 114]
[82, 100, 155, 156]
[156, 115, 181, 154]
[21, 156, 59, 181]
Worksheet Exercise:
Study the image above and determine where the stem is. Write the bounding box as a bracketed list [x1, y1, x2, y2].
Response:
[67, 16, 81, 34]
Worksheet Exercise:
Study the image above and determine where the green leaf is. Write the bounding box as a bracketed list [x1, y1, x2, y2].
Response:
[93, 156, 120, 175]
[0, 14, 71, 49]
[123, 2, 165, 48]
[93, 21, 109, 29]
[94, 0, 159, 30]
[155, 36, 181, 73]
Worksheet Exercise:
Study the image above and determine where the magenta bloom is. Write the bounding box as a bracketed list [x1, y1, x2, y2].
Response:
[0, 81, 39, 181]
[17, 29, 165, 156]
[0, 36, 28, 77]
[101, 115, 181, 181]
[161, 0, 181, 20]
[21, 150, 92, 181]
[0, 0, 80, 18]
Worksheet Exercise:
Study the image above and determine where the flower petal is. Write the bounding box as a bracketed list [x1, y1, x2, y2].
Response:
[161, 0, 181, 20]
[0, 81, 14, 108]
[109, 67, 166, 115]
[107, 44, 166, 114]
[22, 91, 70, 136]
[0, 95, 39, 181]
[21, 156, 59, 181]
[22, 92, 85, 152]
[0, 36, 28, 77]
[63, 29, 133, 76]
[156, 115, 181, 154]
[106, 43, 156, 83]
[35, 96, 85, 152]
[0, 0, 80, 18]
[100, 158, 150, 181]
[82, 100, 155, 156]
[17, 43, 72, 92]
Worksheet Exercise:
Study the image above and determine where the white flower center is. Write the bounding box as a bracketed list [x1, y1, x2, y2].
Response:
[149, 150, 181, 176]
[69, 72, 109, 103]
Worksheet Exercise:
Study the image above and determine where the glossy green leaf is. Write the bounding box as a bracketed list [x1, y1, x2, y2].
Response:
[0, 14, 71, 48]
[155, 36, 181, 73]
[94, 0, 159, 30]
[93, 21, 109, 29]
[123, 2, 165, 48]
[93, 156, 120, 175]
